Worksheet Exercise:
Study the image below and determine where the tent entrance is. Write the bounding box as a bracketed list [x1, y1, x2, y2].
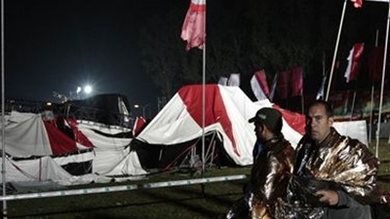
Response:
[133, 131, 234, 173]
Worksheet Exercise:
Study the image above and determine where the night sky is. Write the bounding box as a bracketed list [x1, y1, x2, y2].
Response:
[5, 0, 173, 106]
[4, 0, 389, 109]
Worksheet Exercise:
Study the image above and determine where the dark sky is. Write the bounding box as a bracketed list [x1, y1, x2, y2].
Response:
[5, 0, 173, 106]
[4, 0, 389, 108]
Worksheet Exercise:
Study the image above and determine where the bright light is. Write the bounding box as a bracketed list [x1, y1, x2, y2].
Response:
[84, 85, 92, 94]
[134, 104, 140, 108]
[76, 86, 82, 94]
[46, 102, 52, 106]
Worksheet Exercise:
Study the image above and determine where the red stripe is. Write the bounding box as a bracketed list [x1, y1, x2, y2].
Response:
[43, 120, 78, 155]
[189, 2, 206, 12]
[178, 85, 240, 156]
[272, 105, 306, 135]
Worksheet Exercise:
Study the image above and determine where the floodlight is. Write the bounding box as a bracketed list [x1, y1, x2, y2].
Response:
[84, 85, 92, 94]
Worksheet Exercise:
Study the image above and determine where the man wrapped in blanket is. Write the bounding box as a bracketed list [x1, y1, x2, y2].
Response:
[278, 100, 379, 219]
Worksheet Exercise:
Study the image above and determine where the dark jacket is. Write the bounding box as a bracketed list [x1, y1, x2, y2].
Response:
[292, 127, 379, 219]
[250, 137, 294, 219]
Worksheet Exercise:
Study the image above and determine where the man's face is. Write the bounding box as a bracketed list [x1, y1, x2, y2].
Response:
[306, 104, 333, 143]
[254, 122, 264, 140]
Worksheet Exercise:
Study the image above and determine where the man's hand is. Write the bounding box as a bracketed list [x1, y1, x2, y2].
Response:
[315, 190, 339, 206]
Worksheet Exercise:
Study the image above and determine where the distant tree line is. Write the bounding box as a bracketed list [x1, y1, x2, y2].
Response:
[138, 0, 387, 100]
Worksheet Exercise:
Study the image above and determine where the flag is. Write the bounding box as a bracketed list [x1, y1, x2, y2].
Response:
[218, 76, 228, 86]
[290, 66, 303, 97]
[132, 116, 147, 137]
[367, 46, 383, 84]
[269, 73, 278, 101]
[250, 70, 270, 101]
[277, 70, 290, 99]
[344, 43, 364, 83]
[228, 73, 240, 86]
[316, 75, 327, 100]
[181, 0, 206, 51]
[351, 0, 363, 8]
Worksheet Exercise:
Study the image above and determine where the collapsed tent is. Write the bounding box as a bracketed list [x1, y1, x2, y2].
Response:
[0, 111, 147, 186]
[0, 85, 369, 185]
[136, 84, 368, 166]
[1, 111, 94, 157]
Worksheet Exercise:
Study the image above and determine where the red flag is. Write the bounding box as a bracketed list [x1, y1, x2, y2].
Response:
[344, 43, 364, 83]
[132, 116, 147, 137]
[367, 46, 383, 84]
[290, 66, 303, 97]
[250, 70, 270, 101]
[277, 70, 290, 99]
[181, 0, 206, 51]
[351, 0, 363, 8]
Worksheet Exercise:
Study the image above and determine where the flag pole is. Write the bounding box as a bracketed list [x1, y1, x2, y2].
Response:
[201, 0, 206, 173]
[349, 86, 357, 120]
[369, 29, 380, 146]
[369, 85, 375, 145]
[375, 1, 390, 158]
[1, 0, 7, 217]
[326, 0, 348, 101]
[301, 94, 305, 114]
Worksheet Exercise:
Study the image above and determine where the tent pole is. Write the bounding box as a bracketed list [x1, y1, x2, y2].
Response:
[1, 0, 7, 217]
[201, 0, 207, 173]
[326, 0, 347, 101]
[375, 1, 390, 158]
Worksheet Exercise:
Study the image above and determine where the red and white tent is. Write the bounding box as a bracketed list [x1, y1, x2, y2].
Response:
[137, 84, 368, 166]
[0, 111, 147, 185]
[2, 111, 93, 157]
[137, 84, 303, 166]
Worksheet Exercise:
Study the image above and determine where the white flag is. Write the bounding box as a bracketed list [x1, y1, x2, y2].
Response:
[228, 73, 240, 86]
[316, 75, 327, 100]
[218, 76, 228, 86]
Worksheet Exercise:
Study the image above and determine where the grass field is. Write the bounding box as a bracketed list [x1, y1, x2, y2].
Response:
[5, 140, 390, 219]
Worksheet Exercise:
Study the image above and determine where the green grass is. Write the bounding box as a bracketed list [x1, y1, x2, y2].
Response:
[6, 167, 250, 219]
[5, 140, 390, 219]
[374, 140, 390, 191]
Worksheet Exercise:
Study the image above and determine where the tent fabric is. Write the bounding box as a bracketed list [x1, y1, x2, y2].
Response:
[333, 120, 368, 146]
[138, 85, 304, 166]
[77, 123, 132, 150]
[74, 122, 146, 176]
[1, 111, 52, 157]
[137, 84, 369, 166]
[43, 121, 79, 155]
[0, 111, 95, 157]
[101, 148, 148, 176]
[0, 156, 74, 184]
[1, 111, 147, 185]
